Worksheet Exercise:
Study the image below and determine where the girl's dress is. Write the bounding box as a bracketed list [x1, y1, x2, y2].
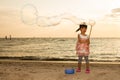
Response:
[76, 34, 90, 56]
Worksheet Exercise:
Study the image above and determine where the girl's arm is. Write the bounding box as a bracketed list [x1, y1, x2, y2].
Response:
[78, 34, 81, 43]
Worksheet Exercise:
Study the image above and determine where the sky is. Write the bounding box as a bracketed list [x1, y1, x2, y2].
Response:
[0, 0, 120, 38]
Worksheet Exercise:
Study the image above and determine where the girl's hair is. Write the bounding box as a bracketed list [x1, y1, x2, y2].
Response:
[76, 24, 87, 32]
[80, 24, 87, 29]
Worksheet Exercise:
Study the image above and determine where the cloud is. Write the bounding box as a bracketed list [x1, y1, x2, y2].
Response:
[112, 8, 120, 13]
[0, 9, 20, 26]
[102, 8, 120, 23]
[106, 8, 120, 18]
[0, 9, 19, 16]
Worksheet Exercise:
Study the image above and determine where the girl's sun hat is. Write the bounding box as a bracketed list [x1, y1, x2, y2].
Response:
[76, 22, 87, 32]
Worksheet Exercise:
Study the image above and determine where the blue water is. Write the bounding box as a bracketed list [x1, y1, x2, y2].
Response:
[0, 38, 120, 62]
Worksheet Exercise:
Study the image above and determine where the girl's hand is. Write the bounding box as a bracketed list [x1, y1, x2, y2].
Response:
[87, 39, 90, 45]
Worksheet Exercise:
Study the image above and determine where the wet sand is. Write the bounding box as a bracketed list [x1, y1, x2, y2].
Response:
[0, 60, 120, 80]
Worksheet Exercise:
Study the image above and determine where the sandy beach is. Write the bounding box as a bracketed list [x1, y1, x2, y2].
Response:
[0, 60, 120, 80]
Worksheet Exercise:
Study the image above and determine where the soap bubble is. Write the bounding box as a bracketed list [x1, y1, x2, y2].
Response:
[21, 4, 96, 27]
[21, 4, 38, 25]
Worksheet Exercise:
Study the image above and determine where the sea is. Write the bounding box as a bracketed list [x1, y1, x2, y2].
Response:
[0, 38, 120, 62]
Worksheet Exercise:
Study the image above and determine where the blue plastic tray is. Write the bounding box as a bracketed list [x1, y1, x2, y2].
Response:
[65, 69, 75, 74]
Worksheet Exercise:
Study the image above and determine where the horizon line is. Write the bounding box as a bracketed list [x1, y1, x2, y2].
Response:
[0, 36, 120, 39]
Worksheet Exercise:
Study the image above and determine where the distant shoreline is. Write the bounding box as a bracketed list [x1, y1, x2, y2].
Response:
[0, 56, 119, 62]
[0, 37, 120, 39]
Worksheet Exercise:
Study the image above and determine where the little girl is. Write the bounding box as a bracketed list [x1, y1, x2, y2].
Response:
[75, 23, 90, 73]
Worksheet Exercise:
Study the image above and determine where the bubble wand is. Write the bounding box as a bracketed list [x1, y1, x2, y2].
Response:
[88, 20, 96, 38]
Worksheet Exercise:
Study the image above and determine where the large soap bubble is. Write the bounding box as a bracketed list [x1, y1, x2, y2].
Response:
[21, 4, 96, 27]
[21, 4, 38, 25]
